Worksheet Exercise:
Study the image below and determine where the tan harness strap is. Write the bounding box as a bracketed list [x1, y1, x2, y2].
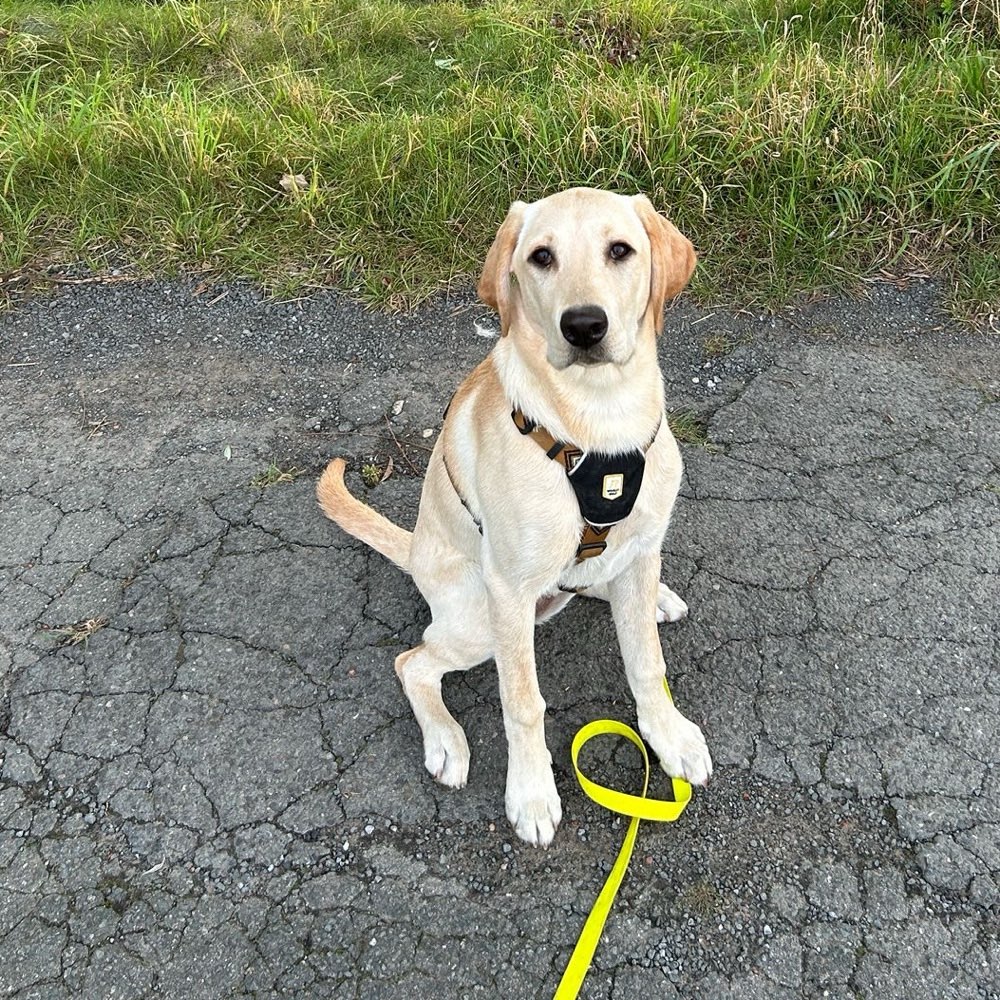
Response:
[576, 524, 611, 562]
[511, 408, 583, 474]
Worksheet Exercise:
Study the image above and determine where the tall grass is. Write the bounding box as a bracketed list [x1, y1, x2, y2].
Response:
[1, 0, 998, 314]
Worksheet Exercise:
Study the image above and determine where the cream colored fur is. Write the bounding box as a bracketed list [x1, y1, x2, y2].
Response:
[318, 188, 712, 846]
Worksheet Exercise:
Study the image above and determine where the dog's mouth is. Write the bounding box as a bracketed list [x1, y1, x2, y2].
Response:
[570, 351, 612, 367]
[548, 346, 613, 370]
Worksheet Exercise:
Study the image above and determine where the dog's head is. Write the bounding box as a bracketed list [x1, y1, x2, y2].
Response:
[478, 188, 695, 370]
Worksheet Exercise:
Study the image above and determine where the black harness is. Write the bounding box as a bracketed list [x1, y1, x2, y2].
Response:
[443, 404, 657, 564]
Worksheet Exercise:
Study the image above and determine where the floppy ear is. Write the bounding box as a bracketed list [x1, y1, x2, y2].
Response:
[477, 201, 526, 336]
[633, 194, 696, 335]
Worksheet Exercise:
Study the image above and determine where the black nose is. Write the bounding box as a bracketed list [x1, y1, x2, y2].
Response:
[560, 306, 608, 349]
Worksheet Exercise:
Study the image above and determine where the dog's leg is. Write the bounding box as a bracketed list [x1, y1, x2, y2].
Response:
[580, 580, 688, 623]
[396, 622, 491, 789]
[608, 552, 712, 785]
[488, 578, 562, 847]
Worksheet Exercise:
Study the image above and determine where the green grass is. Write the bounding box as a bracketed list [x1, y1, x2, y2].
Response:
[1, 0, 999, 315]
[668, 408, 713, 446]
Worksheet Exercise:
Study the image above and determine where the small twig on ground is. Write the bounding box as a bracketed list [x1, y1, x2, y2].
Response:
[79, 390, 112, 438]
[30, 273, 133, 285]
[394, 436, 434, 453]
[383, 415, 422, 475]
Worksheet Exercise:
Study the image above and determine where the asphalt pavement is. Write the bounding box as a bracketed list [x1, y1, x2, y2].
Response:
[1, 275, 998, 999]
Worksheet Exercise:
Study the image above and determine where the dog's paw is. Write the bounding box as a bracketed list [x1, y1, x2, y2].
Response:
[505, 768, 562, 847]
[655, 584, 688, 623]
[641, 710, 712, 786]
[423, 721, 470, 789]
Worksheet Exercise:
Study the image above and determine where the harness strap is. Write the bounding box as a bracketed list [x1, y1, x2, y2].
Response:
[514, 408, 652, 563]
[512, 409, 584, 475]
[442, 454, 483, 535]
[576, 524, 612, 562]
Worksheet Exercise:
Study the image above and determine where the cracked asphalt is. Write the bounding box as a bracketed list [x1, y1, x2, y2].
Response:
[1, 276, 998, 999]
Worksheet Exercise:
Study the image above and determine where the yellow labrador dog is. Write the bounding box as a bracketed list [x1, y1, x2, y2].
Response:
[318, 188, 712, 846]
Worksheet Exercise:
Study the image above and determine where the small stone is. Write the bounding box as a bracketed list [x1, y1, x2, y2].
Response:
[2, 749, 41, 784]
[421, 428, 434, 438]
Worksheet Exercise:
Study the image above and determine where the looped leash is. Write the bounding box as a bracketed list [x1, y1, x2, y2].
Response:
[554, 679, 693, 1000]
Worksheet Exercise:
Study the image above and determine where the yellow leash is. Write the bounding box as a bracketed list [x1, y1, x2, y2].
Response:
[554, 679, 693, 1000]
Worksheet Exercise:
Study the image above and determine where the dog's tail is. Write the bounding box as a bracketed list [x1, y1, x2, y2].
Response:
[316, 459, 412, 572]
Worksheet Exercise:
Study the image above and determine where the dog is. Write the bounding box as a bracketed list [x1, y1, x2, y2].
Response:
[318, 187, 712, 846]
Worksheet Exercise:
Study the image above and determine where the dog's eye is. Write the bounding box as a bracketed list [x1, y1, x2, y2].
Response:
[529, 247, 554, 268]
[609, 242, 633, 262]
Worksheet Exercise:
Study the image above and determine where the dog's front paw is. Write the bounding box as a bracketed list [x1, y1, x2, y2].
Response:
[656, 584, 688, 623]
[505, 766, 562, 847]
[423, 720, 470, 789]
[640, 710, 712, 786]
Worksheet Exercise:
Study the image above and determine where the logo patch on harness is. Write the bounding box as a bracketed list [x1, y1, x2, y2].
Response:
[602, 473, 625, 500]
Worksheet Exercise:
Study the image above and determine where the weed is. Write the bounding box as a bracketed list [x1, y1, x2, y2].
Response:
[703, 333, 735, 359]
[250, 462, 303, 488]
[41, 616, 110, 647]
[668, 409, 711, 447]
[677, 879, 721, 918]
[360, 460, 383, 488]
